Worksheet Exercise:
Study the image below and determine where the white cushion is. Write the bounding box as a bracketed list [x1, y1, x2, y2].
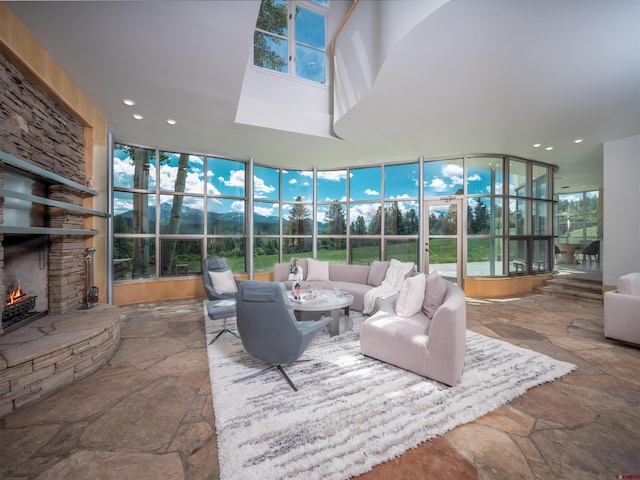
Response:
[306, 258, 330, 281]
[396, 273, 427, 317]
[618, 272, 640, 296]
[208, 270, 237, 294]
[422, 271, 446, 318]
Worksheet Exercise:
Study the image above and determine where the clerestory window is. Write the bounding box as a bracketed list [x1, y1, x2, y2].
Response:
[254, 0, 327, 84]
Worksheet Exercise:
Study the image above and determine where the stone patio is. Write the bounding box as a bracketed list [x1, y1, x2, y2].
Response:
[0, 293, 638, 479]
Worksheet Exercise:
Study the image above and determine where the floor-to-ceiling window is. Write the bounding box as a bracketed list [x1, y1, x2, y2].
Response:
[205, 157, 246, 272]
[466, 156, 504, 276]
[253, 165, 315, 272]
[316, 169, 347, 263]
[112, 143, 558, 281]
[113, 144, 245, 280]
[383, 163, 420, 265]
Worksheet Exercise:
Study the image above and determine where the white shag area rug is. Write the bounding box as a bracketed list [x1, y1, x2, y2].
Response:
[205, 312, 575, 480]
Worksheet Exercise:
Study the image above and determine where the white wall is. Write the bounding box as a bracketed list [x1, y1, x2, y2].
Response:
[333, 0, 448, 126]
[603, 134, 640, 287]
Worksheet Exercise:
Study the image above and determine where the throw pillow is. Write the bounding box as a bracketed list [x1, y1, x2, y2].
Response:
[306, 258, 330, 281]
[422, 271, 446, 318]
[208, 270, 237, 294]
[367, 260, 390, 287]
[396, 273, 427, 317]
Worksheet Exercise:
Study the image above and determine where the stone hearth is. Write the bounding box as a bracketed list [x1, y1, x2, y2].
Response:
[0, 304, 121, 418]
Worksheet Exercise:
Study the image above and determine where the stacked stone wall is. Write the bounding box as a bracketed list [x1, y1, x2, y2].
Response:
[0, 50, 87, 318]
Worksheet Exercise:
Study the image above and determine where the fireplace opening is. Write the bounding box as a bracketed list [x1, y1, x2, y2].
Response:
[1, 235, 49, 333]
[2, 279, 43, 332]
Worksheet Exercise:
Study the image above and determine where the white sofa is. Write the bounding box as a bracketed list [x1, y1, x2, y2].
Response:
[360, 276, 467, 386]
[274, 258, 393, 312]
[604, 272, 640, 347]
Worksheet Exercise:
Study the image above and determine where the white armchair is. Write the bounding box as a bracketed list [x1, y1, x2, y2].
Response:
[604, 272, 640, 347]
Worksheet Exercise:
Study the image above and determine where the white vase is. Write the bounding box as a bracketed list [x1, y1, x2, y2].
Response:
[288, 272, 303, 282]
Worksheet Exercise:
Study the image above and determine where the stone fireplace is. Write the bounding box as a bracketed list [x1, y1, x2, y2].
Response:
[0, 44, 119, 417]
[0, 47, 93, 335]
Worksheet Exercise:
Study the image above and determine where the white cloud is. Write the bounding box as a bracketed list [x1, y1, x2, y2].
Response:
[289, 178, 298, 184]
[254, 204, 275, 217]
[442, 164, 463, 178]
[364, 188, 379, 196]
[254, 174, 276, 198]
[327, 196, 348, 202]
[429, 178, 448, 191]
[222, 170, 245, 188]
[231, 200, 244, 212]
[113, 197, 133, 214]
[317, 170, 347, 181]
[207, 183, 222, 195]
[467, 173, 482, 182]
[442, 164, 464, 186]
[350, 203, 380, 221]
[113, 155, 157, 188]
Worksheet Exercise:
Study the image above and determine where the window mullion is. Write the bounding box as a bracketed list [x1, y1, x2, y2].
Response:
[289, 6, 295, 73]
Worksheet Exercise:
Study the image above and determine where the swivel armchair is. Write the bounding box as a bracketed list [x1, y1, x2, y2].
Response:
[234, 281, 331, 391]
[203, 257, 239, 344]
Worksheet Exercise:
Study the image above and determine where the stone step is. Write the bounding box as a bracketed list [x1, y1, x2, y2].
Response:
[544, 277, 603, 292]
[535, 274, 603, 304]
[535, 285, 603, 303]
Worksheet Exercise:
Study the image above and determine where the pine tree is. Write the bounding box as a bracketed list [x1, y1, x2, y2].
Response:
[368, 205, 382, 235]
[286, 196, 310, 252]
[324, 202, 346, 235]
[351, 215, 367, 235]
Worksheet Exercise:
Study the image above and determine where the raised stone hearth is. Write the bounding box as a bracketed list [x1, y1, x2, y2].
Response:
[0, 304, 121, 418]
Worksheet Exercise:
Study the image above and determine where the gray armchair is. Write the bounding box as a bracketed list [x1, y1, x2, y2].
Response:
[235, 281, 331, 391]
[203, 257, 238, 301]
[203, 257, 239, 343]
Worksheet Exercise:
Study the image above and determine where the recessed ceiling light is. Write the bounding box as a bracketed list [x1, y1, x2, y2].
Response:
[574, 138, 583, 143]
[122, 98, 136, 106]
[132, 113, 144, 120]
[166, 119, 177, 125]
[533, 143, 541, 148]
[545, 146, 553, 151]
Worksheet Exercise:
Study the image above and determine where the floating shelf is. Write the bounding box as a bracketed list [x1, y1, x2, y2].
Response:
[0, 188, 107, 218]
[0, 226, 99, 236]
[0, 151, 98, 196]
[1, 151, 107, 236]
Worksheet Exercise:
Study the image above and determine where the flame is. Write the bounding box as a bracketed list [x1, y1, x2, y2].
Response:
[6, 280, 25, 306]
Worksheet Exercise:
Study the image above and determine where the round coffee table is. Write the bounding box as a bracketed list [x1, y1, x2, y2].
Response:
[288, 289, 354, 337]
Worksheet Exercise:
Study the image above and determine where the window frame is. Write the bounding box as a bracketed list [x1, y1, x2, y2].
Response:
[254, 0, 328, 85]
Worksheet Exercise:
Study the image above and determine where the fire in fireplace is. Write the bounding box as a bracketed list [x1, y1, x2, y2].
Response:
[2, 280, 39, 331]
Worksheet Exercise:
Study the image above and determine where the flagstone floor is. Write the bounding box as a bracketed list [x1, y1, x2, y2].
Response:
[1, 292, 639, 480]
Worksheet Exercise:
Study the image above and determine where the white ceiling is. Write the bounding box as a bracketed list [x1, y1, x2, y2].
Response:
[7, 0, 640, 193]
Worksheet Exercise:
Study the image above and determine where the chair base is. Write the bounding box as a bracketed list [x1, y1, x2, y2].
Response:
[208, 327, 240, 345]
[233, 359, 312, 391]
